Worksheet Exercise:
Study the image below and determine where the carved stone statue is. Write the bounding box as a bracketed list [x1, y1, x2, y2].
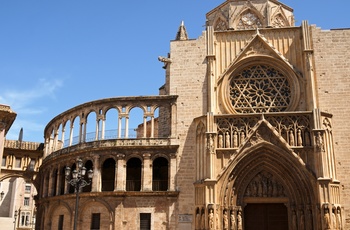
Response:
[297, 129, 303, 146]
[223, 210, 228, 230]
[324, 208, 331, 230]
[218, 134, 223, 148]
[209, 209, 214, 230]
[225, 132, 231, 148]
[237, 210, 242, 230]
[336, 208, 342, 230]
[230, 211, 236, 230]
[233, 131, 238, 148]
[289, 130, 295, 146]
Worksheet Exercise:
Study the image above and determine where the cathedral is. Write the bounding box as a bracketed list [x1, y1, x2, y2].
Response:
[1, 0, 350, 229]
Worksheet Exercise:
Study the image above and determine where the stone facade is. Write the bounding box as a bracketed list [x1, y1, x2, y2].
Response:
[1, 0, 350, 229]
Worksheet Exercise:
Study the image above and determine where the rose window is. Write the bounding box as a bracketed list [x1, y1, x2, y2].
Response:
[229, 65, 291, 113]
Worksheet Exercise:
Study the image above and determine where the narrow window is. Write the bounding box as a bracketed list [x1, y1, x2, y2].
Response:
[24, 197, 30, 206]
[58, 215, 64, 230]
[140, 213, 151, 230]
[1, 157, 6, 167]
[15, 157, 21, 168]
[126, 158, 142, 191]
[90, 213, 100, 230]
[25, 184, 31, 193]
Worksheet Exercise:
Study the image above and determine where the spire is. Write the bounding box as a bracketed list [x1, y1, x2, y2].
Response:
[175, 21, 189, 41]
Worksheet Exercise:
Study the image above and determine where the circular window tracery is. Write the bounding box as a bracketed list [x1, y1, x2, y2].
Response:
[229, 65, 292, 113]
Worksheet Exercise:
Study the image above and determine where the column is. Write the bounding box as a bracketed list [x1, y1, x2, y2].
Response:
[116, 154, 126, 191]
[142, 153, 152, 191]
[169, 154, 177, 191]
[92, 155, 101, 192]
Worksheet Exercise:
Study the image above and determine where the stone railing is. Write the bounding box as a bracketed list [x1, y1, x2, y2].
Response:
[44, 96, 177, 157]
[4, 140, 44, 151]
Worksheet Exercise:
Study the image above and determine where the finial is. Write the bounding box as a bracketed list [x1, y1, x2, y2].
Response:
[175, 20, 189, 41]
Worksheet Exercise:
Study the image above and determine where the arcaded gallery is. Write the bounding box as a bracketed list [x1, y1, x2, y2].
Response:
[1, 0, 350, 229]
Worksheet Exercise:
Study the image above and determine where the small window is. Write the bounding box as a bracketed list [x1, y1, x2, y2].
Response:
[24, 197, 30, 206]
[25, 184, 31, 193]
[58, 215, 64, 230]
[1, 157, 6, 167]
[29, 159, 36, 170]
[90, 213, 100, 230]
[140, 213, 151, 230]
[15, 157, 21, 168]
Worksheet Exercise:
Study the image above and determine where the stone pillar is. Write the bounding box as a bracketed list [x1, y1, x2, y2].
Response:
[169, 154, 177, 191]
[92, 155, 101, 192]
[116, 154, 126, 191]
[142, 153, 152, 191]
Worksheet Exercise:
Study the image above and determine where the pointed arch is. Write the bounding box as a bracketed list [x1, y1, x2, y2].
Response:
[218, 142, 317, 213]
[234, 8, 264, 30]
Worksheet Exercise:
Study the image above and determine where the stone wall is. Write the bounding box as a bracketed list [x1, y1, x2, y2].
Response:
[312, 26, 350, 228]
[168, 34, 208, 228]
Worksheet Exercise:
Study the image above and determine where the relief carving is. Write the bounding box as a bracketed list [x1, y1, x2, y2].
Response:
[244, 171, 285, 197]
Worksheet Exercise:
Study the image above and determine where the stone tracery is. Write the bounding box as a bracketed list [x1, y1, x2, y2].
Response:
[229, 64, 292, 113]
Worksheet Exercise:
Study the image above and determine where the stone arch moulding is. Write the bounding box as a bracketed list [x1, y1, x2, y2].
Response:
[217, 142, 318, 210]
[233, 6, 265, 30]
[218, 56, 301, 114]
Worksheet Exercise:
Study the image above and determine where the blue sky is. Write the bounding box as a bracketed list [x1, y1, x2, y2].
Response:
[1, 0, 349, 142]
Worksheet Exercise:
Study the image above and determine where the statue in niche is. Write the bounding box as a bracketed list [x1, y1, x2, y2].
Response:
[223, 210, 228, 230]
[316, 131, 324, 151]
[233, 131, 238, 148]
[218, 134, 223, 148]
[289, 130, 295, 146]
[324, 208, 331, 230]
[240, 131, 245, 145]
[209, 209, 214, 230]
[230, 211, 236, 230]
[201, 211, 205, 229]
[208, 134, 214, 153]
[225, 132, 231, 148]
[196, 210, 201, 229]
[332, 209, 337, 229]
[336, 208, 342, 230]
[237, 210, 242, 230]
[297, 129, 303, 146]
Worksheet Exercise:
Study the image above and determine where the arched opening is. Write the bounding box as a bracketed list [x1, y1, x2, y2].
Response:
[101, 158, 115, 191]
[126, 158, 142, 191]
[152, 157, 168, 191]
[51, 169, 58, 196]
[59, 167, 66, 195]
[83, 160, 93, 192]
[68, 163, 76, 194]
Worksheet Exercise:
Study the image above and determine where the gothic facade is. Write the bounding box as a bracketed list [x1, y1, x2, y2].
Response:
[2, 0, 350, 229]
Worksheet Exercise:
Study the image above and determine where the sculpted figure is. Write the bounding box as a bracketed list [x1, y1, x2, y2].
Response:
[209, 209, 214, 230]
[230, 211, 236, 230]
[233, 131, 238, 148]
[237, 211, 242, 230]
[223, 210, 228, 230]
[225, 132, 231, 148]
[324, 208, 331, 230]
[289, 130, 295, 146]
[297, 129, 303, 146]
[218, 134, 223, 148]
[336, 208, 342, 230]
